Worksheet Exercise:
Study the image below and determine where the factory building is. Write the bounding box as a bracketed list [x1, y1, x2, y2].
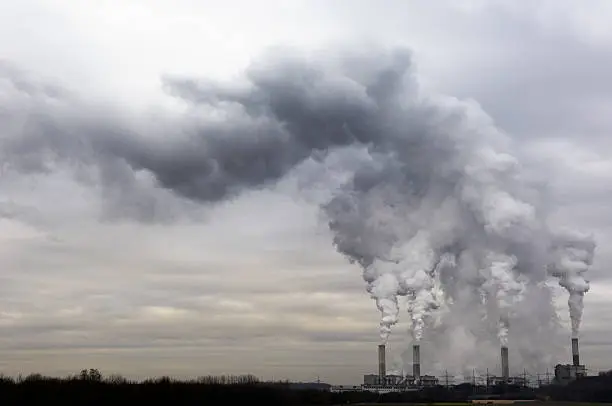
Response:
[346, 336, 589, 392]
[362, 374, 379, 386]
[362, 373, 404, 386]
[554, 337, 587, 385]
[554, 364, 586, 384]
[419, 375, 439, 387]
[360, 343, 432, 391]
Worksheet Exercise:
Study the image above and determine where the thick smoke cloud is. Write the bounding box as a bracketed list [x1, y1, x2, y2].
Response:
[0, 47, 596, 359]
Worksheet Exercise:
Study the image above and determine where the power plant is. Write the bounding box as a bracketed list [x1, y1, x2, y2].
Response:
[333, 337, 590, 393]
[359, 343, 438, 392]
[553, 338, 587, 385]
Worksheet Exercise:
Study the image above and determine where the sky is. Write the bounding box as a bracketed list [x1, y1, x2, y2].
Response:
[1, 0, 612, 385]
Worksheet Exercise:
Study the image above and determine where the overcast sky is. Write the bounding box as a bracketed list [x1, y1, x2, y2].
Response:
[1, 0, 612, 384]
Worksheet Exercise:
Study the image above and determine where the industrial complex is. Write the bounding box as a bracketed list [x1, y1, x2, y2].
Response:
[331, 337, 588, 393]
[553, 337, 587, 385]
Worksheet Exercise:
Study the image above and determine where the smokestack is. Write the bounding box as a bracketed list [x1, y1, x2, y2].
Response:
[572, 338, 580, 366]
[413, 344, 421, 381]
[501, 346, 509, 380]
[378, 344, 386, 381]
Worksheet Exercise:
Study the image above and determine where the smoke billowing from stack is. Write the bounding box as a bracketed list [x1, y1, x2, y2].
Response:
[378, 344, 386, 381]
[0, 47, 597, 353]
[549, 231, 596, 339]
[413, 344, 421, 382]
[572, 337, 580, 366]
[501, 346, 509, 380]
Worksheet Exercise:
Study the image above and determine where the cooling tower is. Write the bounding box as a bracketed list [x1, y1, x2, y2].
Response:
[412, 344, 421, 381]
[378, 344, 386, 380]
[501, 346, 509, 380]
[572, 337, 580, 366]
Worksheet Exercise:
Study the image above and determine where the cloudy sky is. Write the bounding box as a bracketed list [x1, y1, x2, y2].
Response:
[1, 0, 612, 384]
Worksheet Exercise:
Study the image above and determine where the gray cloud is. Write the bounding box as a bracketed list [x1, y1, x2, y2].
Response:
[3, 48, 416, 205]
[442, 12, 612, 143]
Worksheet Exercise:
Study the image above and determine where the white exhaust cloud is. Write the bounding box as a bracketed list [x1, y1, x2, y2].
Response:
[1, 46, 596, 353]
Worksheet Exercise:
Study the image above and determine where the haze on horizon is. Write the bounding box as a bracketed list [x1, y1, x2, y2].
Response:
[1, 0, 612, 385]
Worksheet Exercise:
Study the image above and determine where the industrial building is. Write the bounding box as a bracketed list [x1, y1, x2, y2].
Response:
[554, 364, 586, 384]
[359, 342, 516, 391]
[355, 343, 438, 392]
[331, 335, 589, 393]
[553, 337, 587, 385]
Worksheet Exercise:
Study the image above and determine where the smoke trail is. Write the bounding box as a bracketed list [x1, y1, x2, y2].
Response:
[479, 253, 527, 346]
[396, 232, 442, 342]
[548, 230, 596, 337]
[0, 47, 596, 346]
[370, 272, 400, 342]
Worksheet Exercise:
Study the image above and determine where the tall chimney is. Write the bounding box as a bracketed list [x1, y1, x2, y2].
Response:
[413, 344, 421, 381]
[572, 338, 580, 366]
[501, 346, 509, 380]
[378, 344, 386, 382]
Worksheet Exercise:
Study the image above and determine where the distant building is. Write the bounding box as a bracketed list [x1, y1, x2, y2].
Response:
[507, 376, 527, 386]
[486, 376, 528, 386]
[363, 374, 379, 385]
[554, 364, 586, 385]
[419, 375, 439, 387]
[488, 377, 507, 386]
[362, 374, 403, 386]
[361, 384, 417, 393]
[383, 374, 404, 385]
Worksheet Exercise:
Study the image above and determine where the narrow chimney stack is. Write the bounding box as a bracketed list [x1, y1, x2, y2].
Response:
[413, 344, 421, 381]
[378, 344, 386, 382]
[501, 346, 509, 380]
[572, 338, 580, 366]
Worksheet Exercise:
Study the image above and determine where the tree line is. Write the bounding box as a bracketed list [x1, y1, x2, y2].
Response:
[1, 369, 612, 405]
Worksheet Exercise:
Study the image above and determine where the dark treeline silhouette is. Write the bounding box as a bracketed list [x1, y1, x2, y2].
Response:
[540, 371, 612, 402]
[2, 370, 612, 405]
[0, 371, 292, 405]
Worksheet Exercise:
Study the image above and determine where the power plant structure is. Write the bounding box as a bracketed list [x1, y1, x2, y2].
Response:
[339, 337, 590, 393]
[553, 337, 586, 385]
[359, 343, 438, 392]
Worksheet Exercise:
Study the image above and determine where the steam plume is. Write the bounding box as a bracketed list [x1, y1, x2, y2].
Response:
[480, 254, 527, 346]
[548, 230, 596, 337]
[0, 47, 596, 346]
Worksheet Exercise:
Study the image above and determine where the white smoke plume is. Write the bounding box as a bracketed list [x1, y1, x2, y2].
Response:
[317, 53, 558, 344]
[395, 232, 442, 342]
[548, 230, 596, 337]
[1, 47, 596, 352]
[479, 254, 527, 346]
